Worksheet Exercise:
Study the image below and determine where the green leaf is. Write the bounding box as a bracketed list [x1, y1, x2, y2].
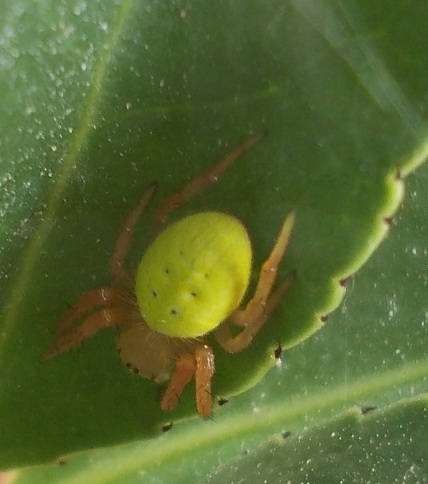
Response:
[0, 0, 427, 477]
[206, 397, 428, 483]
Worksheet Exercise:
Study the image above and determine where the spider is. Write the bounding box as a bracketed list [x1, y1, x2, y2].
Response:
[43, 131, 295, 419]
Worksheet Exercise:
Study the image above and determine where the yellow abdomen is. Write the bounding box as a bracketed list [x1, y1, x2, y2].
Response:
[135, 212, 252, 338]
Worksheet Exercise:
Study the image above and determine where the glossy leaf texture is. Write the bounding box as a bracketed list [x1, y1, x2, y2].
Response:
[0, 0, 427, 473]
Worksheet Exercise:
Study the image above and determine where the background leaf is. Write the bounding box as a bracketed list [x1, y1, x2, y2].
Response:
[0, 0, 427, 478]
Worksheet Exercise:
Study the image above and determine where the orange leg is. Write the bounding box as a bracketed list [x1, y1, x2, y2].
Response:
[160, 344, 215, 418]
[195, 344, 215, 418]
[214, 271, 295, 353]
[54, 287, 131, 337]
[111, 131, 266, 279]
[110, 182, 158, 285]
[153, 131, 267, 233]
[160, 353, 196, 412]
[43, 287, 134, 360]
[43, 306, 130, 360]
[214, 212, 296, 353]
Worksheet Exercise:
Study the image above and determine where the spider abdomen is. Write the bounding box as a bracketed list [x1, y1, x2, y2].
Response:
[135, 211, 252, 338]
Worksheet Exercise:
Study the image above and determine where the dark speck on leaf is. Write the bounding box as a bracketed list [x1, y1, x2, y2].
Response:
[274, 341, 282, 359]
[162, 421, 173, 432]
[361, 405, 377, 415]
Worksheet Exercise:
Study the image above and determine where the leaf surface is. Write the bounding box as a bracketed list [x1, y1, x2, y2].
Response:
[0, 0, 427, 474]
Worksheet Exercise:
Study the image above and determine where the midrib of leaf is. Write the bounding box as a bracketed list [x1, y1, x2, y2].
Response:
[20, 358, 427, 484]
[0, 0, 135, 366]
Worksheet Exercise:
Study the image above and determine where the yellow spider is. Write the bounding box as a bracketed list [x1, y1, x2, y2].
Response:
[43, 131, 295, 418]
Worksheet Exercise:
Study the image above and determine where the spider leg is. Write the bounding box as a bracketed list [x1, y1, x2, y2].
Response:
[214, 271, 295, 353]
[160, 353, 196, 412]
[43, 287, 133, 360]
[54, 287, 131, 337]
[110, 182, 158, 285]
[194, 344, 215, 418]
[153, 130, 267, 233]
[43, 306, 130, 360]
[160, 344, 215, 419]
[214, 212, 296, 354]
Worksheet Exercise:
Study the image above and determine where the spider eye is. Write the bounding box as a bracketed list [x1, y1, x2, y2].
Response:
[170, 308, 178, 316]
[151, 290, 158, 298]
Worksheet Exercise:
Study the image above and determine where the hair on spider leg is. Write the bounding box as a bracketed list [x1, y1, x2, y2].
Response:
[158, 383, 187, 410]
[44, 321, 59, 339]
[64, 300, 74, 310]
[192, 383, 215, 421]
[117, 291, 139, 307]
[204, 413, 216, 423]
[43, 299, 74, 339]
[198, 403, 217, 422]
